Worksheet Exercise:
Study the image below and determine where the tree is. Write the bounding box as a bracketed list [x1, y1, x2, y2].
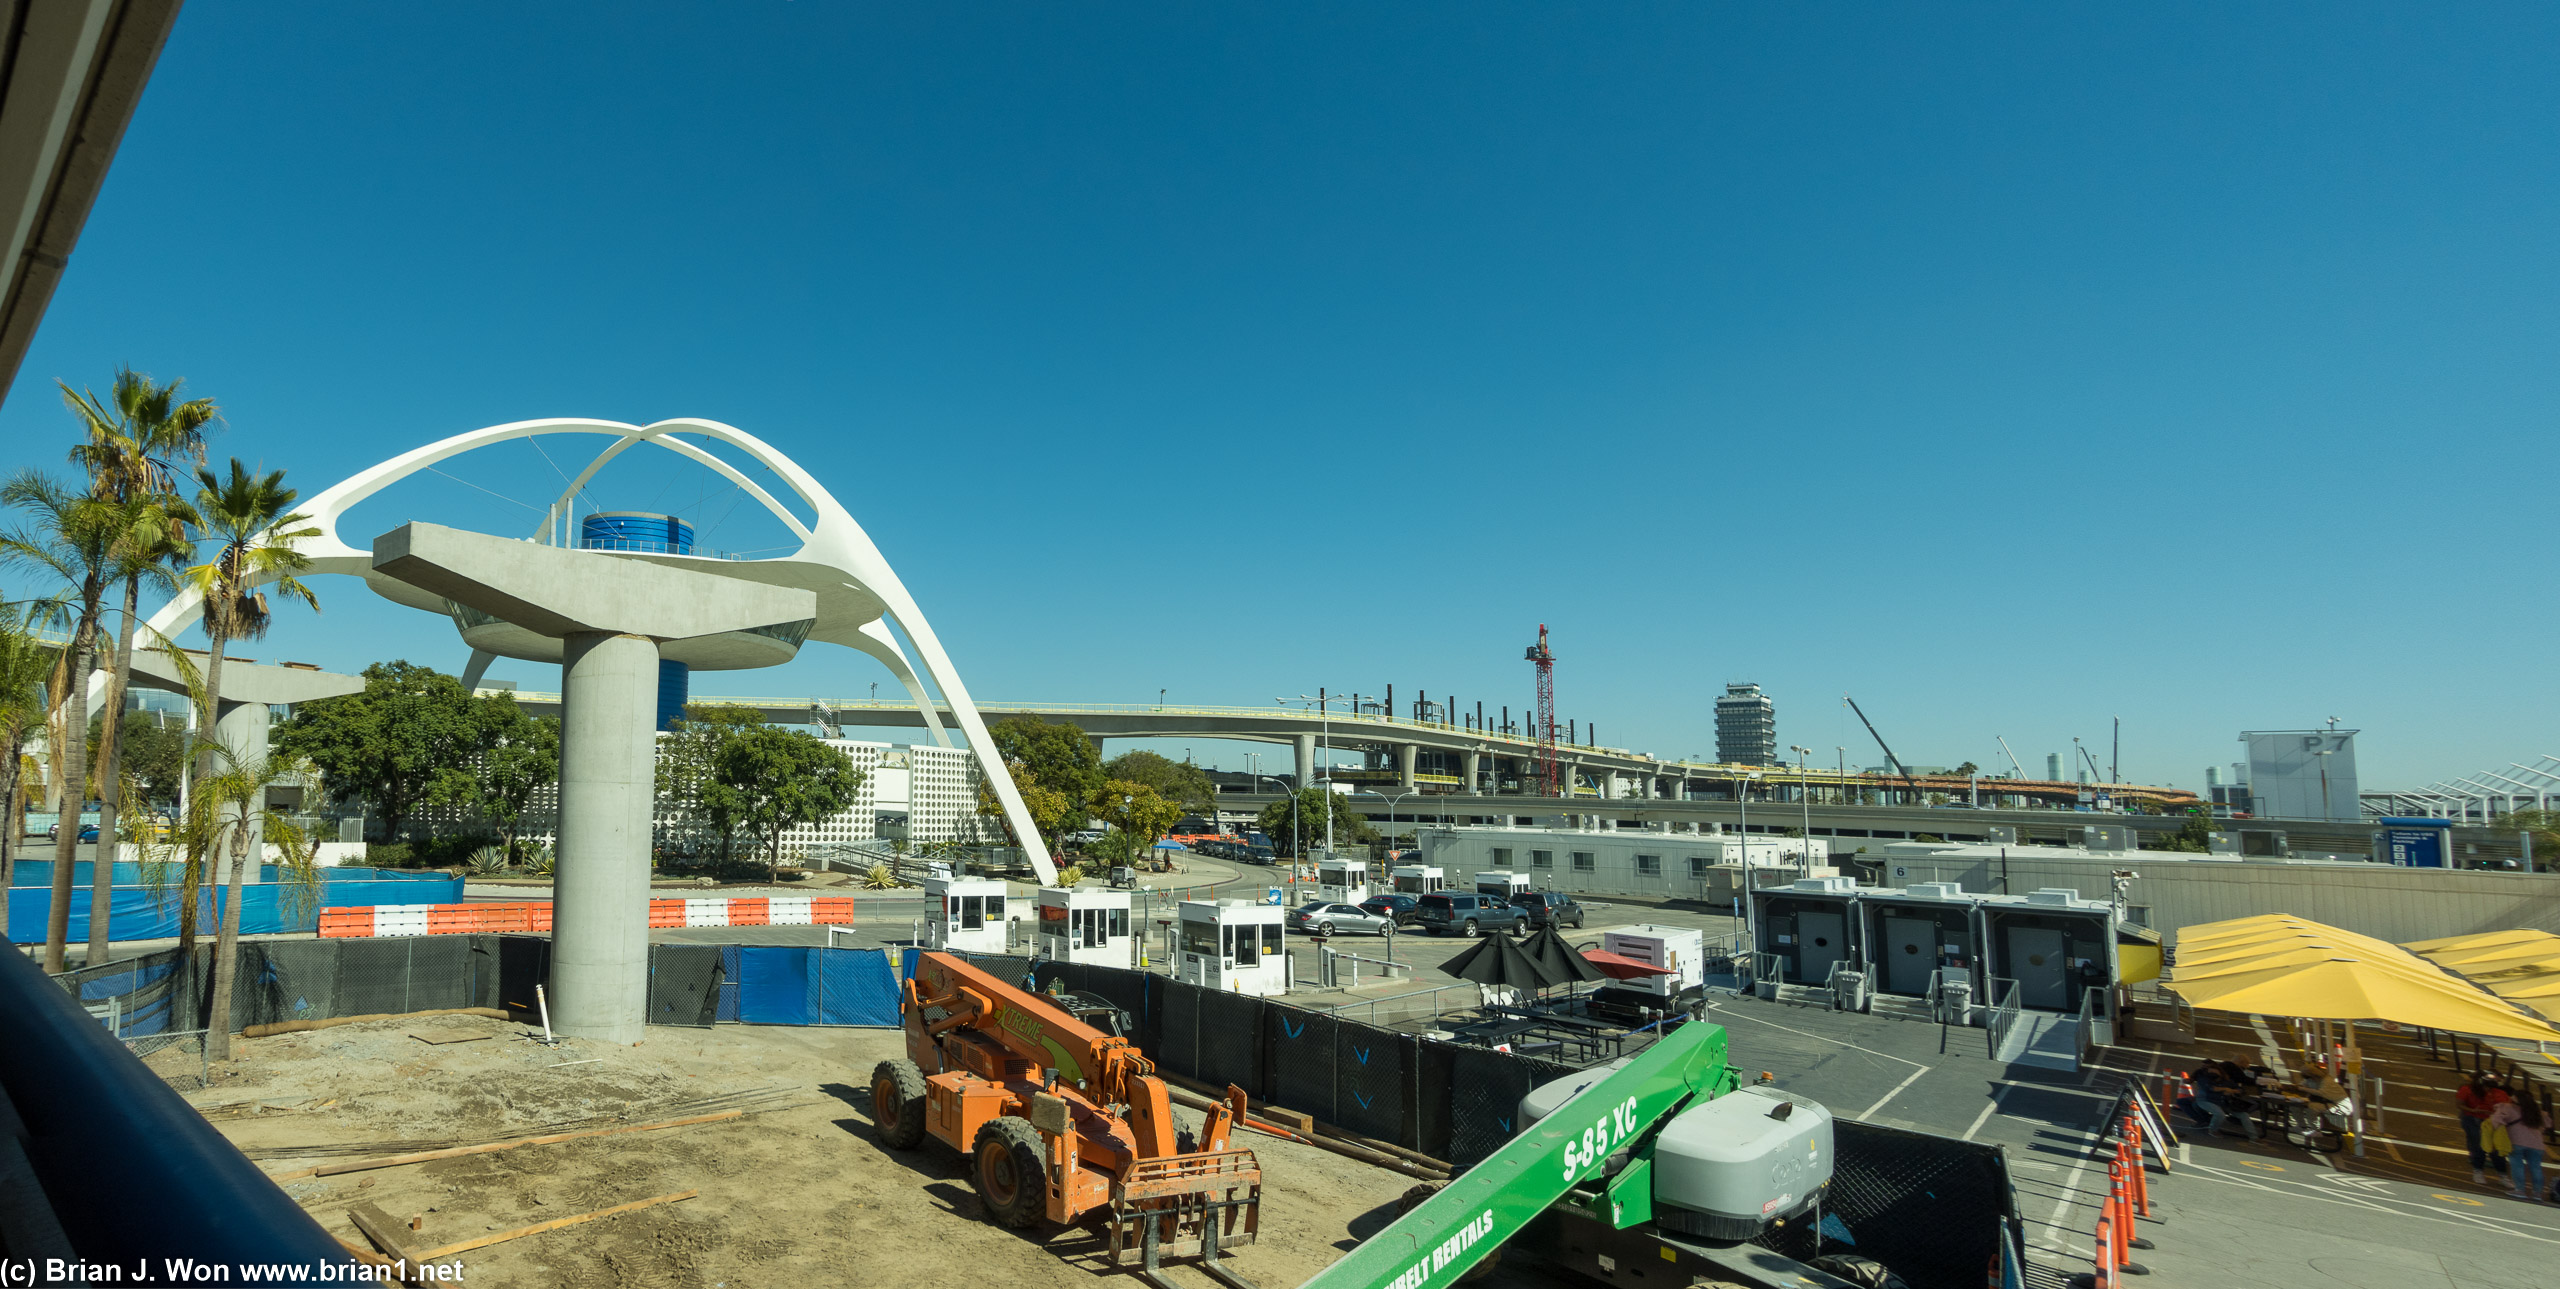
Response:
[1253, 788, 1377, 857]
[65, 368, 215, 966]
[0, 606, 50, 888]
[656, 702, 770, 865]
[983, 716, 1102, 835]
[89, 708, 186, 806]
[183, 461, 318, 1061]
[1949, 761, 1979, 778]
[2492, 809, 2560, 872]
[2149, 810, 2216, 854]
[181, 741, 323, 1061]
[464, 700, 558, 860]
[979, 756, 1075, 847]
[716, 726, 864, 882]
[0, 470, 118, 971]
[1094, 779, 1184, 848]
[1104, 749, 1216, 815]
[276, 662, 503, 845]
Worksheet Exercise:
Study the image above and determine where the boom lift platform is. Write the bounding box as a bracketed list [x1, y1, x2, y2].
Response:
[872, 952, 1264, 1280]
[1299, 1019, 1847, 1289]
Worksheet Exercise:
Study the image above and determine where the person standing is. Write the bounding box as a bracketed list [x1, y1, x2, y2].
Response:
[2490, 1093, 2546, 1200]
[2458, 1071, 2513, 1183]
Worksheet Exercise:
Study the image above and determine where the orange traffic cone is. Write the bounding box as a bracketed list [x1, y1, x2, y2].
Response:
[2108, 1156, 2153, 1274]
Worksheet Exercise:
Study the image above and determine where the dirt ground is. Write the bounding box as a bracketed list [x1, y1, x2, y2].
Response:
[168, 1015, 1438, 1289]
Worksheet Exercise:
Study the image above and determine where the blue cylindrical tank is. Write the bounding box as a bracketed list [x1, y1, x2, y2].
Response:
[579, 511, 694, 554]
[580, 513, 694, 728]
[655, 660, 691, 732]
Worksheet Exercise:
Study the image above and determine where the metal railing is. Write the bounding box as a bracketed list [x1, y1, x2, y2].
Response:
[1983, 977, 2023, 1062]
[2075, 984, 2108, 1070]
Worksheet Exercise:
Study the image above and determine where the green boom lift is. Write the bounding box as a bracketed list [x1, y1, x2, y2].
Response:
[1300, 1018, 1800, 1289]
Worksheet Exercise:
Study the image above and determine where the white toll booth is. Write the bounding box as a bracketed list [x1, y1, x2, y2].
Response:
[1317, 858, 1371, 905]
[1037, 886, 1134, 966]
[1475, 871, 1532, 899]
[1598, 925, 1707, 1000]
[1176, 899, 1288, 996]
[1390, 864, 1445, 894]
[924, 876, 1010, 953]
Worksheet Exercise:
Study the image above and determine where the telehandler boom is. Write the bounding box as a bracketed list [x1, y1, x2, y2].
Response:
[872, 952, 1262, 1269]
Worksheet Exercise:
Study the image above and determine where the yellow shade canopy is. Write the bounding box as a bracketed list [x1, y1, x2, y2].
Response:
[2169, 957, 2560, 1042]
[2433, 946, 2560, 977]
[2404, 929, 2555, 955]
[2176, 932, 2405, 969]
[2169, 945, 2447, 986]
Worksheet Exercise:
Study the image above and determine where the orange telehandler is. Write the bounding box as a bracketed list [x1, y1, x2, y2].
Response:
[871, 951, 1263, 1274]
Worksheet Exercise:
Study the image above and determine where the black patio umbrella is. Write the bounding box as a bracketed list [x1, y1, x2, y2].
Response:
[1518, 926, 1607, 988]
[1441, 932, 1563, 992]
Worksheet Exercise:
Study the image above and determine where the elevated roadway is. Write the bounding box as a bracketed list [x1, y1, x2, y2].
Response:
[483, 690, 2202, 810]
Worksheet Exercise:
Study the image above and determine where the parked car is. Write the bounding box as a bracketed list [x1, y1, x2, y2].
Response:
[1511, 891, 1586, 930]
[1411, 892, 1528, 938]
[1359, 893, 1423, 927]
[45, 822, 101, 843]
[1286, 902, 1392, 937]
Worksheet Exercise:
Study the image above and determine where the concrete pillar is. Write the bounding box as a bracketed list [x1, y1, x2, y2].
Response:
[214, 700, 271, 881]
[1602, 771, 1620, 800]
[1398, 743, 1417, 790]
[552, 631, 660, 1043]
[1462, 751, 1481, 794]
[1295, 734, 1316, 791]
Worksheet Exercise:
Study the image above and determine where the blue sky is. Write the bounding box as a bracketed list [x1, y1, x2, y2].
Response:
[1, 4, 2553, 790]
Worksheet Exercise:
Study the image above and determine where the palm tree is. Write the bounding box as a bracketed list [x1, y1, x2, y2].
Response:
[0, 471, 117, 971]
[0, 604, 55, 888]
[64, 369, 216, 965]
[184, 460, 317, 1062]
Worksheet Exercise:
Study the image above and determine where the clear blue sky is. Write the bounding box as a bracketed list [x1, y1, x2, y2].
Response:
[2, 4, 2553, 791]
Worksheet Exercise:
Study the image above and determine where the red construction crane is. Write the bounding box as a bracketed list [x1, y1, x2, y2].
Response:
[1526, 623, 1557, 797]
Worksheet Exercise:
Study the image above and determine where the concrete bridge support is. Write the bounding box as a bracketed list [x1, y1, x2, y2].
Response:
[1399, 743, 1417, 790]
[371, 523, 815, 1044]
[1463, 750, 1481, 794]
[1296, 733, 1316, 790]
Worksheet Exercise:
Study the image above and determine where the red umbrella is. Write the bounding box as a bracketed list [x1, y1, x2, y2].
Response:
[1583, 948, 1676, 981]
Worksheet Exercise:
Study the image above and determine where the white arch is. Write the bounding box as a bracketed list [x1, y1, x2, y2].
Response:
[128, 417, 1051, 880]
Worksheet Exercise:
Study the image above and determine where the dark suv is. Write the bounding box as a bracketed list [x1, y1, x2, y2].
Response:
[1411, 892, 1528, 938]
[1511, 891, 1586, 930]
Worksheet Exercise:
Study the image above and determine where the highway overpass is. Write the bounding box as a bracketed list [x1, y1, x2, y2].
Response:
[484, 689, 2203, 810]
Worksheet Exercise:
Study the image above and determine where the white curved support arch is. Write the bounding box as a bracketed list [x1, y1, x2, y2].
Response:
[124, 417, 1055, 880]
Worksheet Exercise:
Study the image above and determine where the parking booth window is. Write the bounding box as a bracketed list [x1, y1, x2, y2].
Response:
[1108, 907, 1130, 938]
[1532, 850, 1553, 869]
[1182, 921, 1218, 957]
[1572, 851, 1596, 872]
[1636, 854, 1661, 876]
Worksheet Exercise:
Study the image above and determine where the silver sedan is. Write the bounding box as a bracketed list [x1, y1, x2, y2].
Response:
[1286, 902, 1393, 937]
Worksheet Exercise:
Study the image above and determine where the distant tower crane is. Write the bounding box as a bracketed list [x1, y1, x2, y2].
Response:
[1526, 624, 1558, 797]
[1996, 736, 2027, 779]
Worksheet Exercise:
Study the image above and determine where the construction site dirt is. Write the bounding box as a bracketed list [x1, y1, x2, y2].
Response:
[165, 1014, 1544, 1288]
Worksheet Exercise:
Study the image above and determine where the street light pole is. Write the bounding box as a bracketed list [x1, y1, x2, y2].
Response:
[1791, 746, 1814, 878]
[1738, 771, 1760, 983]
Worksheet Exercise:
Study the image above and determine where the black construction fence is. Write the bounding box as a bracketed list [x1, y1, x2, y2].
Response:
[1029, 959, 1581, 1168]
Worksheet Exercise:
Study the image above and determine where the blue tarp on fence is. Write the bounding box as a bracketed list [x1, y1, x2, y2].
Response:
[5, 874, 462, 943]
[734, 946, 899, 1026]
[12, 861, 422, 889]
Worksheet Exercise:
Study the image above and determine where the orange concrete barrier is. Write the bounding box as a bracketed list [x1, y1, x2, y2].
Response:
[728, 898, 769, 926]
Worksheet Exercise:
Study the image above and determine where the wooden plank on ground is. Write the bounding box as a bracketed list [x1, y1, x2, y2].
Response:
[410, 1033, 493, 1046]
[266, 1110, 743, 1181]
[416, 1190, 697, 1259]
[348, 1201, 427, 1263]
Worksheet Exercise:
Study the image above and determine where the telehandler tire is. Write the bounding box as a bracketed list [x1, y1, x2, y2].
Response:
[974, 1116, 1050, 1228]
[871, 1059, 929, 1150]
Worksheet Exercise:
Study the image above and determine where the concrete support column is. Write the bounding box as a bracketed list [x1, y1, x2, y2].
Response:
[1295, 734, 1316, 791]
[214, 699, 271, 881]
[553, 631, 660, 1043]
[1463, 751, 1481, 794]
[1602, 771, 1620, 800]
[1398, 743, 1417, 790]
